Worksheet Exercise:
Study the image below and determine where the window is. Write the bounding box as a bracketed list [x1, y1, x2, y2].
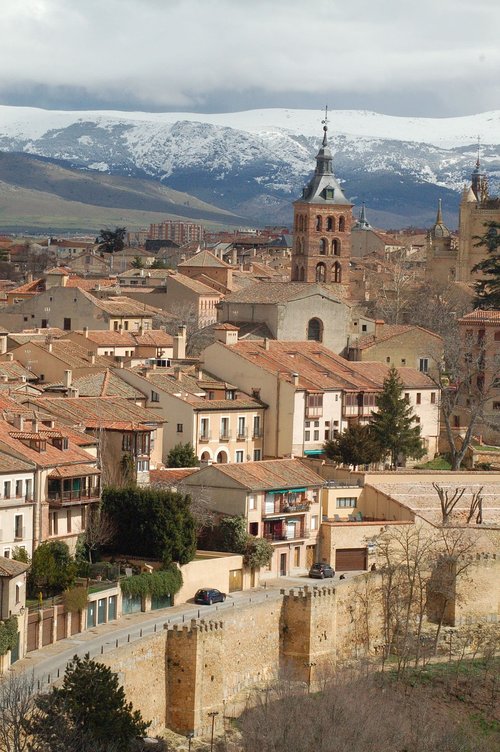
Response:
[3, 481, 10, 499]
[15, 583, 20, 605]
[67, 509, 72, 533]
[41, 319, 48, 329]
[419, 358, 429, 373]
[63, 317, 71, 331]
[151, 391, 159, 402]
[249, 522, 259, 536]
[25, 479, 32, 500]
[324, 429, 330, 440]
[14, 515, 23, 539]
[386, 356, 391, 363]
[136, 459, 149, 472]
[453, 415, 460, 428]
[3, 549, 10, 559]
[307, 318, 323, 342]
[401, 358, 406, 365]
[253, 449, 261, 461]
[122, 433, 133, 451]
[294, 546, 300, 567]
[15, 480, 22, 497]
[311, 515, 318, 530]
[493, 402, 500, 411]
[248, 494, 257, 510]
[305, 431, 311, 442]
[238, 417, 246, 438]
[337, 497, 357, 508]
[50, 512, 58, 536]
[225, 389, 236, 400]
[431, 392, 436, 404]
[313, 430, 320, 441]
[404, 393, 410, 403]
[200, 418, 209, 439]
[361, 324, 367, 332]
[416, 393, 421, 405]
[315, 263, 326, 283]
[494, 331, 500, 341]
[253, 415, 261, 437]
[176, 423, 183, 433]
[220, 417, 229, 438]
[235, 450, 244, 463]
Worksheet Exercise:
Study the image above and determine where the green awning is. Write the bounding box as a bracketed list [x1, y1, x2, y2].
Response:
[304, 449, 323, 456]
[267, 488, 306, 494]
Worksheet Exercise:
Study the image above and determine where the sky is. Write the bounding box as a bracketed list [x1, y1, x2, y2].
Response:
[1, 0, 499, 117]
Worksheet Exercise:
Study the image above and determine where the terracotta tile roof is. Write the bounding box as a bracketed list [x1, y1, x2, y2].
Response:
[0, 451, 35, 473]
[222, 340, 435, 391]
[65, 277, 115, 290]
[150, 468, 198, 485]
[186, 458, 325, 491]
[29, 340, 113, 369]
[178, 250, 230, 268]
[49, 463, 101, 478]
[0, 361, 37, 381]
[169, 273, 221, 296]
[133, 330, 173, 347]
[75, 330, 137, 346]
[25, 396, 165, 429]
[8, 329, 65, 345]
[72, 371, 145, 399]
[8, 278, 45, 295]
[187, 397, 264, 410]
[459, 310, 500, 323]
[0, 557, 29, 577]
[222, 281, 347, 305]
[355, 324, 442, 350]
[118, 269, 173, 279]
[78, 289, 161, 316]
[214, 323, 240, 331]
[0, 420, 98, 468]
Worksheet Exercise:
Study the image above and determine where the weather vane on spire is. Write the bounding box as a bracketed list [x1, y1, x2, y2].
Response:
[321, 105, 329, 146]
[477, 134, 481, 167]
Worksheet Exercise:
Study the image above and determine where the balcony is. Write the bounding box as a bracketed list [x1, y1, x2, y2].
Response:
[48, 485, 101, 506]
[219, 432, 231, 442]
[236, 431, 248, 441]
[305, 406, 323, 419]
[252, 429, 263, 439]
[198, 433, 211, 443]
[263, 500, 311, 517]
[264, 525, 309, 542]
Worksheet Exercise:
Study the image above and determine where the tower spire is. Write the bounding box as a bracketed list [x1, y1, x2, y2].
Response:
[321, 105, 328, 147]
[436, 198, 443, 224]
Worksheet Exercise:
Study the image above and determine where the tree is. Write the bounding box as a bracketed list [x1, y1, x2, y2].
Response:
[28, 541, 76, 598]
[131, 256, 144, 269]
[365, 250, 418, 325]
[150, 259, 170, 270]
[102, 486, 196, 565]
[323, 423, 383, 468]
[97, 227, 126, 254]
[80, 505, 116, 563]
[370, 366, 425, 467]
[0, 671, 35, 752]
[473, 221, 500, 309]
[166, 442, 199, 468]
[25, 654, 149, 752]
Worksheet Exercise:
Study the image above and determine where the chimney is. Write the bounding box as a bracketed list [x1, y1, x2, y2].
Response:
[90, 354, 96, 365]
[291, 372, 299, 386]
[213, 325, 239, 346]
[14, 414, 24, 431]
[1, 375, 8, 383]
[32, 418, 39, 433]
[174, 366, 182, 381]
[64, 369, 72, 388]
[26, 272, 33, 284]
[197, 367, 203, 380]
[47, 343, 53, 353]
[374, 320, 385, 337]
[263, 338, 270, 351]
[173, 324, 186, 360]
[83, 326, 89, 338]
[6, 352, 13, 362]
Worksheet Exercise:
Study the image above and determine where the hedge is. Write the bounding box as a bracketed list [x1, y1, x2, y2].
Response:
[0, 615, 18, 656]
[120, 567, 183, 599]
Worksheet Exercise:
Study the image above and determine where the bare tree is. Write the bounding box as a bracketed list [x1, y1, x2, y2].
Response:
[365, 252, 419, 324]
[432, 483, 466, 525]
[466, 487, 484, 524]
[83, 505, 117, 563]
[0, 671, 35, 752]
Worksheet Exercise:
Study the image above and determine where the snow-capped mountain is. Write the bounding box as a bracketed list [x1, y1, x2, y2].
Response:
[1, 106, 499, 229]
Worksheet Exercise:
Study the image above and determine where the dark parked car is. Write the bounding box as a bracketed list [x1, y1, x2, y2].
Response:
[309, 562, 335, 579]
[194, 588, 227, 605]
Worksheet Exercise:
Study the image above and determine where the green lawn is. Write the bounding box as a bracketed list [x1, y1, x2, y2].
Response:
[415, 456, 452, 470]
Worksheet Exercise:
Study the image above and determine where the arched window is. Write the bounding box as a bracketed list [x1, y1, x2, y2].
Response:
[332, 238, 341, 256]
[307, 318, 323, 342]
[319, 238, 328, 255]
[296, 237, 303, 255]
[315, 263, 326, 283]
[333, 262, 342, 283]
[316, 215, 322, 231]
[304, 216, 309, 231]
[299, 266, 305, 281]
[326, 216, 335, 231]
[292, 265, 299, 281]
[338, 216, 345, 232]
[216, 450, 228, 464]
[299, 215, 304, 231]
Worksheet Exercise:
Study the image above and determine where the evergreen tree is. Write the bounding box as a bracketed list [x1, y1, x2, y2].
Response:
[102, 486, 197, 564]
[370, 366, 425, 467]
[28, 541, 76, 598]
[97, 227, 126, 254]
[166, 442, 199, 468]
[473, 221, 500, 309]
[25, 654, 149, 751]
[323, 423, 383, 467]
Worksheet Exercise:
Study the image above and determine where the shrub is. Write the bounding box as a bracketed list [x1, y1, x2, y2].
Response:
[0, 615, 18, 656]
[62, 587, 89, 614]
[120, 566, 182, 599]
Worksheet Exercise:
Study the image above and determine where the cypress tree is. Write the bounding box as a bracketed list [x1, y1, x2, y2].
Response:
[473, 221, 500, 309]
[370, 366, 425, 467]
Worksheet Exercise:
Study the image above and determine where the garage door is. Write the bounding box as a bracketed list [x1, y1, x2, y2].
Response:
[335, 548, 367, 571]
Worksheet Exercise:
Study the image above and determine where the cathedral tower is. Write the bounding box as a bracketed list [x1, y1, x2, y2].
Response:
[291, 110, 352, 285]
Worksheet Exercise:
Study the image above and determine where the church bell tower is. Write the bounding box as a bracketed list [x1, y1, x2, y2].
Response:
[291, 108, 352, 285]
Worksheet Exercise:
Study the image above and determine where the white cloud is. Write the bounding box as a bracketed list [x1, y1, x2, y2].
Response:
[0, 0, 499, 114]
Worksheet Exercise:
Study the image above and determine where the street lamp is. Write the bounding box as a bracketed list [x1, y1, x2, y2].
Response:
[186, 731, 194, 752]
[208, 711, 219, 752]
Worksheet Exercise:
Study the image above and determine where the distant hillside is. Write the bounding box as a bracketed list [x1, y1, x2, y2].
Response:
[0, 151, 243, 234]
[1, 105, 499, 229]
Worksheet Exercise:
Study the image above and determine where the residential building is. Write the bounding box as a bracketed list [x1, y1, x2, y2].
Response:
[202, 331, 440, 462]
[116, 364, 266, 464]
[0, 556, 30, 671]
[22, 396, 165, 485]
[177, 250, 234, 292]
[67, 328, 174, 363]
[347, 320, 444, 378]
[165, 273, 221, 328]
[148, 220, 205, 245]
[0, 451, 36, 559]
[182, 459, 325, 577]
[0, 287, 159, 333]
[1, 339, 113, 384]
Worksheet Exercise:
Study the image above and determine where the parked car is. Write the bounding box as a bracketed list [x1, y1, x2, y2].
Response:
[308, 562, 335, 579]
[194, 588, 227, 605]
